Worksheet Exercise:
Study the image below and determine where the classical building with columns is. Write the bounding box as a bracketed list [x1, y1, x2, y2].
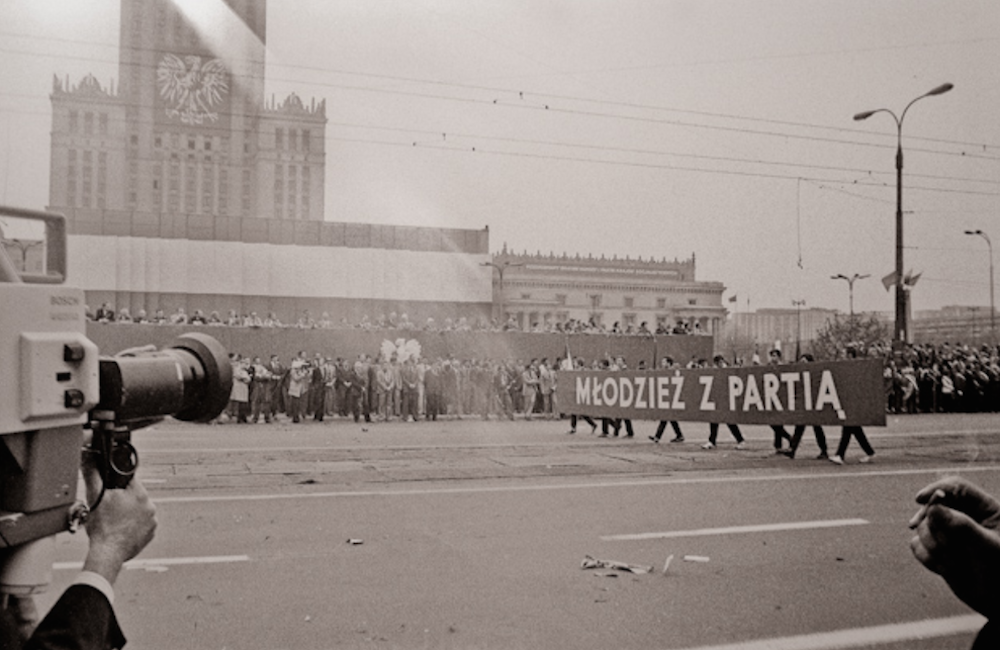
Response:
[726, 307, 837, 354]
[491, 246, 727, 335]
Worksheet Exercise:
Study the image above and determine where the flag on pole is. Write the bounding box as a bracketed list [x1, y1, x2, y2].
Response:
[881, 271, 896, 291]
[904, 271, 922, 287]
[562, 338, 573, 370]
[728, 294, 737, 303]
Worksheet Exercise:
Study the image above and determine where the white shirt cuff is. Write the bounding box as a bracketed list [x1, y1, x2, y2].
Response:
[72, 571, 115, 605]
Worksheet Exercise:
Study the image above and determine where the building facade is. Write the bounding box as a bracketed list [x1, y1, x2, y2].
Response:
[43, 0, 493, 324]
[491, 246, 727, 334]
[912, 305, 998, 347]
[722, 307, 837, 359]
[49, 0, 326, 222]
[68, 213, 491, 325]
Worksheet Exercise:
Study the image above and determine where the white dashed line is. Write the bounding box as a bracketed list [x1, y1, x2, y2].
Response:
[151, 465, 1000, 504]
[600, 518, 869, 541]
[54, 555, 250, 571]
[668, 614, 985, 650]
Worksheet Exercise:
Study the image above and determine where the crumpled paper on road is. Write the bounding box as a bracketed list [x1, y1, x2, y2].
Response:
[581, 555, 653, 574]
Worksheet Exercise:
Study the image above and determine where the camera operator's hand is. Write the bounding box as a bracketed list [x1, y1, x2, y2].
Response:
[82, 468, 157, 585]
[910, 476, 1000, 620]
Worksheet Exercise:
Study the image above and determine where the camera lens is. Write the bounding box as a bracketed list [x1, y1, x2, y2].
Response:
[97, 333, 232, 424]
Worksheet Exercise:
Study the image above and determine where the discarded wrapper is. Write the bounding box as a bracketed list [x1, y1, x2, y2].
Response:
[581, 555, 652, 574]
[683, 555, 710, 563]
[347, 539, 364, 545]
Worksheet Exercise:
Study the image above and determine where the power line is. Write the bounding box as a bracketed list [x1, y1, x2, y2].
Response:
[807, 182, 896, 205]
[1, 101, 996, 199]
[330, 135, 1000, 197]
[330, 120, 1000, 186]
[2, 42, 999, 162]
[3, 28, 998, 152]
[2, 100, 997, 194]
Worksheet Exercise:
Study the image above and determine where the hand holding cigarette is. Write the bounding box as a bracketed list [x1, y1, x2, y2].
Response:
[909, 476, 1000, 621]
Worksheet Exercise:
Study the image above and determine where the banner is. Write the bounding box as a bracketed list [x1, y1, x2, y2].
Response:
[556, 359, 886, 427]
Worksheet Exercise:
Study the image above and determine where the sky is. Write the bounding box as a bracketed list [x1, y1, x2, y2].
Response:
[1, 0, 998, 316]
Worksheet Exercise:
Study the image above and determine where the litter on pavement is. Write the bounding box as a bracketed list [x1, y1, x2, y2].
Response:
[581, 555, 653, 574]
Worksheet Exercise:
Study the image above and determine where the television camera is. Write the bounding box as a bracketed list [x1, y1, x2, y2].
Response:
[0, 206, 231, 599]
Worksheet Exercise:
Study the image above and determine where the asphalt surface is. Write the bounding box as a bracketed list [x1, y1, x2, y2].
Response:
[39, 412, 1000, 649]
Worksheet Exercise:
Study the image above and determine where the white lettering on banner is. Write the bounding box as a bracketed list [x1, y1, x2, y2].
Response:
[699, 376, 715, 410]
[671, 376, 685, 409]
[764, 374, 782, 411]
[635, 377, 648, 409]
[815, 370, 844, 418]
[657, 376, 670, 409]
[728, 376, 743, 411]
[573, 369, 847, 420]
[780, 372, 800, 409]
[743, 375, 764, 411]
[602, 377, 618, 406]
[620, 378, 635, 408]
[726, 371, 844, 417]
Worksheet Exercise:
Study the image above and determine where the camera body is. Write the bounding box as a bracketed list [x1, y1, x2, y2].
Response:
[0, 207, 231, 595]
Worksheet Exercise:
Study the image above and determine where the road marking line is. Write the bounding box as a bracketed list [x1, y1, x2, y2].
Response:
[135, 428, 1000, 454]
[54, 555, 250, 571]
[670, 614, 985, 650]
[152, 465, 1000, 504]
[600, 518, 869, 541]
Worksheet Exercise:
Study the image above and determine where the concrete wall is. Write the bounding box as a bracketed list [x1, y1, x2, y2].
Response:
[69, 235, 490, 302]
[86, 323, 714, 366]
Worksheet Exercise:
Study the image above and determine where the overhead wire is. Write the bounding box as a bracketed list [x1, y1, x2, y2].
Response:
[2, 26, 998, 208]
[2, 27, 998, 152]
[1, 37, 999, 163]
[0, 98, 996, 200]
[331, 136, 1000, 198]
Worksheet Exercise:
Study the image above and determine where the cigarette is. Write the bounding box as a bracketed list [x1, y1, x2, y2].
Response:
[662, 554, 674, 574]
[908, 488, 946, 529]
[683, 555, 710, 563]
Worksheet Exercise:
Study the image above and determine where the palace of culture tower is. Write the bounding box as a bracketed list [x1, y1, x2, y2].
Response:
[48, 0, 326, 225]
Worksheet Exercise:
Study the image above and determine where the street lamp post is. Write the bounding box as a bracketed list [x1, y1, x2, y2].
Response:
[854, 82, 953, 349]
[964, 229, 995, 344]
[481, 260, 524, 325]
[831, 273, 870, 316]
[0, 237, 45, 272]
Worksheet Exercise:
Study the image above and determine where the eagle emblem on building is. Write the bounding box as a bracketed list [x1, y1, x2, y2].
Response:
[380, 338, 422, 363]
[156, 54, 229, 125]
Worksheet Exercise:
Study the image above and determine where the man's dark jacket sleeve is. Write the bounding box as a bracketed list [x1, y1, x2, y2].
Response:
[23, 585, 125, 650]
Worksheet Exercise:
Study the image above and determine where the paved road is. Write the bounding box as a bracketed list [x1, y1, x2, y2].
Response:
[41, 412, 1000, 649]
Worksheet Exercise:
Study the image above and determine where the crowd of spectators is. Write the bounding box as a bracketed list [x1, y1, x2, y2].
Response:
[222, 352, 568, 425]
[882, 342, 1000, 415]
[87, 302, 707, 336]
[816, 338, 1000, 414]
[92, 300, 999, 417]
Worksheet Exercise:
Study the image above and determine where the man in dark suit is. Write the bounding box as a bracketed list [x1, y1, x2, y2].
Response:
[4, 471, 157, 649]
